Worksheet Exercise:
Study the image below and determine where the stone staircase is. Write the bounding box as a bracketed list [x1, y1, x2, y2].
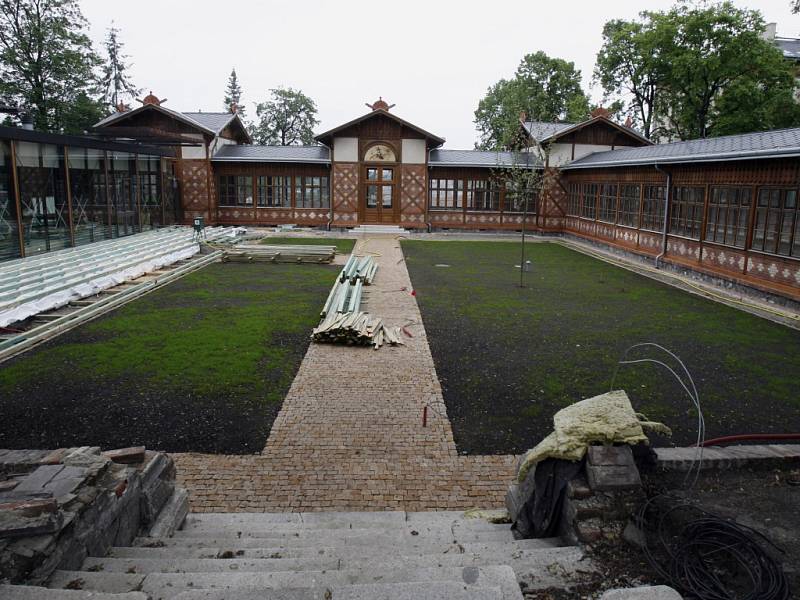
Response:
[349, 224, 409, 235]
[2, 510, 594, 599]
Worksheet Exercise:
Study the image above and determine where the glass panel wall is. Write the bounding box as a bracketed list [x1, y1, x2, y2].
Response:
[0, 141, 21, 260]
[138, 155, 162, 230]
[16, 142, 69, 255]
[109, 151, 136, 237]
[68, 146, 109, 245]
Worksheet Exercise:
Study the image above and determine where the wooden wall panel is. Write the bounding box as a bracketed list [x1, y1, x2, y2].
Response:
[332, 162, 359, 226]
[399, 164, 427, 228]
[179, 159, 212, 222]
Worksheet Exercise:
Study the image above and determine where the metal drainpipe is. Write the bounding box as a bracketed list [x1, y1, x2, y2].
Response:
[426, 150, 433, 233]
[654, 163, 671, 269]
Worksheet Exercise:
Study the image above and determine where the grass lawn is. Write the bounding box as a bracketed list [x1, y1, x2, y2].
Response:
[0, 262, 334, 454]
[260, 236, 356, 255]
[403, 240, 800, 455]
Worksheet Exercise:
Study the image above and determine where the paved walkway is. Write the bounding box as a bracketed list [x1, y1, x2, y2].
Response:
[173, 237, 516, 512]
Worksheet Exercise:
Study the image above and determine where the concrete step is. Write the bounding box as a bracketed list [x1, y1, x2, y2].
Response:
[169, 526, 515, 545]
[49, 565, 523, 599]
[112, 537, 564, 559]
[183, 511, 511, 531]
[170, 581, 506, 599]
[0, 586, 147, 600]
[80, 546, 587, 586]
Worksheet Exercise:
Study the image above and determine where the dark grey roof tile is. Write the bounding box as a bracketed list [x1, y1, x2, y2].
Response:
[212, 145, 330, 163]
[429, 149, 540, 168]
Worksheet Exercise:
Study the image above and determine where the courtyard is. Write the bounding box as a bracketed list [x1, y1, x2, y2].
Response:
[403, 239, 800, 455]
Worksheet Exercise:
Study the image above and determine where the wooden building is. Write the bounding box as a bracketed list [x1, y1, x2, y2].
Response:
[4, 94, 799, 300]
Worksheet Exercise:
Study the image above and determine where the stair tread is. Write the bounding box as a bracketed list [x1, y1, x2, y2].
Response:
[113, 538, 564, 559]
[0, 585, 147, 600]
[168, 528, 514, 545]
[170, 581, 505, 600]
[49, 565, 523, 599]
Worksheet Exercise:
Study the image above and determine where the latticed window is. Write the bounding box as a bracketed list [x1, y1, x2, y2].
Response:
[297, 176, 329, 209]
[641, 185, 666, 232]
[581, 183, 598, 219]
[706, 186, 751, 248]
[669, 186, 704, 239]
[752, 188, 799, 256]
[429, 178, 462, 210]
[618, 184, 640, 228]
[598, 184, 618, 223]
[257, 175, 292, 207]
[567, 183, 581, 217]
[466, 180, 500, 211]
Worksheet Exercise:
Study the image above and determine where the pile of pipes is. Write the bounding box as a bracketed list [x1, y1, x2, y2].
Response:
[221, 244, 336, 263]
[312, 255, 403, 349]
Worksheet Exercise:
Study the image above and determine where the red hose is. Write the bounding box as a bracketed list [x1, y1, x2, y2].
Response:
[700, 433, 800, 447]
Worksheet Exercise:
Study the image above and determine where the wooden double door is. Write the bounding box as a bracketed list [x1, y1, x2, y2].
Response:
[360, 165, 399, 223]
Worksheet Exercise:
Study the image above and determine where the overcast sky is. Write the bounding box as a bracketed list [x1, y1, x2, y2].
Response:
[80, 0, 799, 148]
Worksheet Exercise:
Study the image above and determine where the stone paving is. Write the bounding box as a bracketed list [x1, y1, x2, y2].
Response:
[173, 236, 517, 512]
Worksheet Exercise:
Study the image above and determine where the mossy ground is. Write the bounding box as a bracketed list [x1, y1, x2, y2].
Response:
[0, 262, 334, 453]
[259, 236, 356, 255]
[402, 240, 800, 454]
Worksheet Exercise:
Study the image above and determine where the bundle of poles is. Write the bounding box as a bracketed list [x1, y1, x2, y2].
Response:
[313, 255, 403, 349]
[221, 244, 336, 263]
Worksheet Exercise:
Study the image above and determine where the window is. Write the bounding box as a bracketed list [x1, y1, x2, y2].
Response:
[218, 175, 236, 207]
[752, 188, 799, 257]
[429, 178, 462, 210]
[68, 147, 109, 244]
[297, 176, 329, 209]
[706, 186, 751, 248]
[257, 175, 291, 207]
[0, 140, 20, 260]
[598, 184, 617, 223]
[581, 183, 598, 219]
[669, 186, 704, 239]
[567, 183, 581, 217]
[504, 181, 538, 213]
[641, 185, 666, 232]
[466, 180, 500, 211]
[618, 184, 640, 228]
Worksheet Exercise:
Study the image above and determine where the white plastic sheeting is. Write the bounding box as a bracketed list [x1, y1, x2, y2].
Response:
[0, 227, 238, 328]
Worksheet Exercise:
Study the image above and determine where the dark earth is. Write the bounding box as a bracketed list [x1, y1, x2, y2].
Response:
[403, 240, 800, 455]
[0, 262, 334, 454]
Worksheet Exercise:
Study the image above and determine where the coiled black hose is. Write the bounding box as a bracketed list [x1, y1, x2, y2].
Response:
[636, 494, 791, 599]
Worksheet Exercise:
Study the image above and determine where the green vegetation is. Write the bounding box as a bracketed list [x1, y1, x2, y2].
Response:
[403, 240, 800, 454]
[260, 236, 356, 255]
[0, 262, 334, 453]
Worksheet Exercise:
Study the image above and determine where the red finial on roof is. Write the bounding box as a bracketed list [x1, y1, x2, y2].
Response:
[115, 102, 129, 113]
[138, 91, 167, 106]
[365, 96, 396, 111]
[624, 116, 633, 128]
[590, 106, 611, 119]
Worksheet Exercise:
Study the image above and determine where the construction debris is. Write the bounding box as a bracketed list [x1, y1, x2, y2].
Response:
[313, 255, 401, 349]
[221, 244, 336, 263]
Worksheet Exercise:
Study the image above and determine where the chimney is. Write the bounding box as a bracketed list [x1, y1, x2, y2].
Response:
[763, 22, 777, 40]
[20, 112, 34, 131]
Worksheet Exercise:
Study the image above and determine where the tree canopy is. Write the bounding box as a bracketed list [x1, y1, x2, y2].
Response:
[474, 51, 590, 150]
[0, 0, 102, 132]
[223, 68, 246, 119]
[100, 23, 139, 112]
[595, 1, 800, 140]
[251, 87, 319, 146]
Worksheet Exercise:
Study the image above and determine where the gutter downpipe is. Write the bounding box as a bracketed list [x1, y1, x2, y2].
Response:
[426, 149, 433, 233]
[654, 163, 671, 269]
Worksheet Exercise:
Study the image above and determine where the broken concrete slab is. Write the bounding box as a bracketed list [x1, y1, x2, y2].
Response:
[600, 585, 682, 599]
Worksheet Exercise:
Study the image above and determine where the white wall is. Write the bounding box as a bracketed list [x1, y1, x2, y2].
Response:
[543, 142, 614, 167]
[333, 137, 358, 162]
[181, 144, 207, 160]
[402, 139, 426, 164]
[573, 144, 613, 160]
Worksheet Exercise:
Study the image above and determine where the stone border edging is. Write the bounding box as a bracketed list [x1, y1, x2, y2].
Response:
[655, 444, 800, 471]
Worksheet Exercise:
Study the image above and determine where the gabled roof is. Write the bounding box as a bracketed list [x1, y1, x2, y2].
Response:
[429, 149, 540, 169]
[522, 115, 651, 146]
[563, 126, 800, 169]
[212, 145, 330, 164]
[94, 104, 251, 143]
[315, 109, 445, 147]
[775, 36, 800, 61]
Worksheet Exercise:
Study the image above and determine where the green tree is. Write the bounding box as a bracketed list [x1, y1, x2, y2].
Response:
[60, 90, 106, 134]
[0, 0, 102, 132]
[594, 19, 663, 138]
[100, 23, 140, 111]
[251, 87, 319, 145]
[475, 51, 590, 150]
[223, 68, 246, 119]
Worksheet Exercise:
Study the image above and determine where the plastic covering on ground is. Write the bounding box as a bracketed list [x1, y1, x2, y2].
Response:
[0, 244, 200, 328]
[517, 390, 671, 482]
